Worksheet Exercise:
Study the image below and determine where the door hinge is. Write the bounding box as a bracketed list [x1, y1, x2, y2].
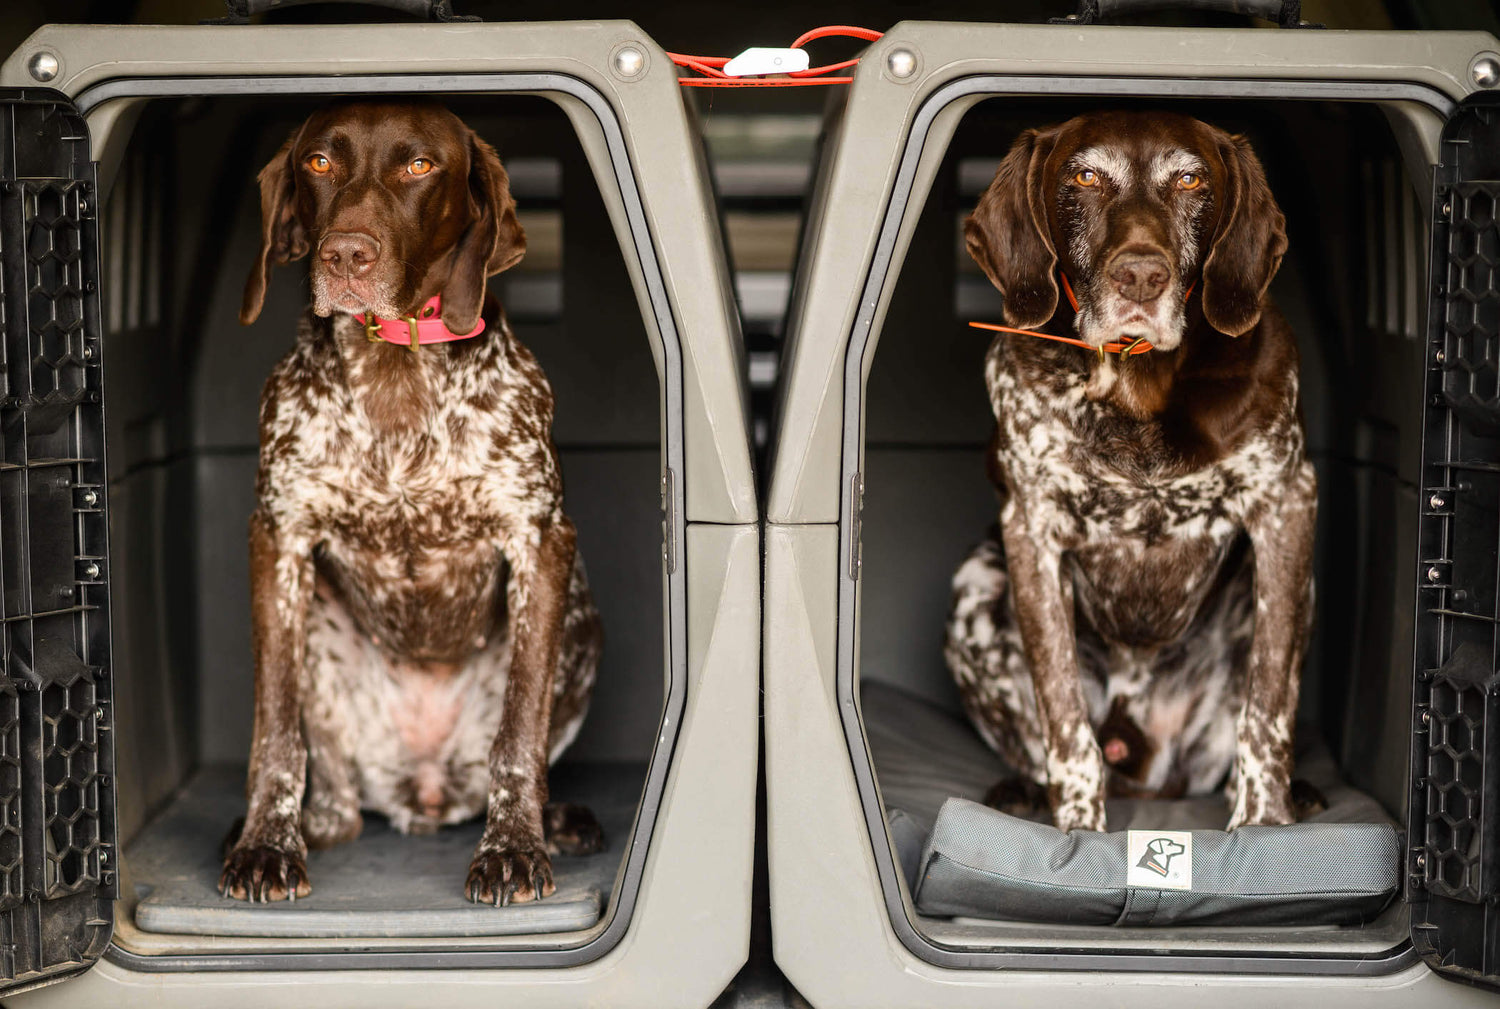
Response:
[848, 471, 864, 580]
[660, 467, 677, 574]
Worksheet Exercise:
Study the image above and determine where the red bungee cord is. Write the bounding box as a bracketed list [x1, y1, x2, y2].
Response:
[668, 25, 884, 87]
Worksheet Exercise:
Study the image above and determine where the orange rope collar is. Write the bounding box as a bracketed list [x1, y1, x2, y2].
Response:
[968, 274, 1196, 359]
[669, 26, 883, 87]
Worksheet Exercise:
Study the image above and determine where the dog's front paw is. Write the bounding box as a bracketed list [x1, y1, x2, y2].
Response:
[1226, 779, 1295, 829]
[219, 843, 311, 902]
[1051, 798, 1108, 833]
[1046, 738, 1109, 831]
[465, 842, 555, 906]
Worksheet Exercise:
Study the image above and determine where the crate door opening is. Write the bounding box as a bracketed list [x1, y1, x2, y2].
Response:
[855, 97, 1422, 955]
[101, 95, 665, 952]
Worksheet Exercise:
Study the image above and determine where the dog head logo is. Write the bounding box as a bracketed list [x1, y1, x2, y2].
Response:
[1126, 829, 1193, 889]
[1135, 837, 1186, 878]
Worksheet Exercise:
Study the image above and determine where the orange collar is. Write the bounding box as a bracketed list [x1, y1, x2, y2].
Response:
[968, 273, 1195, 359]
[356, 295, 484, 353]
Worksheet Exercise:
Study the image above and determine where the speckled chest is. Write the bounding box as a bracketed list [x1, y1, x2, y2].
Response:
[985, 339, 1299, 643]
[258, 314, 561, 653]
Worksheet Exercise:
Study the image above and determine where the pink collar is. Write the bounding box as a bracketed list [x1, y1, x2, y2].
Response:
[356, 295, 484, 352]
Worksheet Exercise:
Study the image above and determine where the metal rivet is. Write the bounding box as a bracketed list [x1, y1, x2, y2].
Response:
[613, 46, 645, 79]
[1435, 349, 1447, 364]
[1430, 494, 1446, 510]
[83, 563, 99, 580]
[1415, 852, 1427, 870]
[1421, 709, 1432, 726]
[886, 48, 917, 80]
[1442, 200, 1453, 216]
[82, 345, 94, 361]
[1427, 565, 1443, 583]
[27, 52, 59, 83]
[1474, 54, 1500, 88]
[81, 490, 97, 506]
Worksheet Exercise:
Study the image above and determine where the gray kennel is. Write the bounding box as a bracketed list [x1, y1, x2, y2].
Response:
[0, 19, 759, 1009]
[765, 19, 1500, 1008]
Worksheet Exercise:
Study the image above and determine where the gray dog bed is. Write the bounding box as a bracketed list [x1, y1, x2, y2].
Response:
[129, 762, 641, 938]
[862, 681, 1400, 927]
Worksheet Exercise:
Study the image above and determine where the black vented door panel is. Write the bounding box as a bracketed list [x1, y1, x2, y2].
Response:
[1412, 92, 1500, 991]
[0, 89, 115, 995]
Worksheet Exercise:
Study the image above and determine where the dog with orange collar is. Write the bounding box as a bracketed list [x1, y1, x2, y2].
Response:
[945, 111, 1324, 833]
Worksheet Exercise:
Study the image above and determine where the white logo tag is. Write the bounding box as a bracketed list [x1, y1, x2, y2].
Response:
[1126, 830, 1193, 890]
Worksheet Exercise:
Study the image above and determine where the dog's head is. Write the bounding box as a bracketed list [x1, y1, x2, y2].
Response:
[965, 111, 1286, 352]
[240, 101, 525, 335]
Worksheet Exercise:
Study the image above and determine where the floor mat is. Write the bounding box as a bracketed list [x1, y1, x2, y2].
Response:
[130, 761, 642, 938]
[861, 678, 1392, 837]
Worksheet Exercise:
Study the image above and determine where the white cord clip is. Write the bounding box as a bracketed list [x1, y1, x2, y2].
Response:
[722, 47, 811, 77]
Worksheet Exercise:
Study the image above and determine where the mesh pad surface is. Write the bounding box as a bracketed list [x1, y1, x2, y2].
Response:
[129, 762, 640, 938]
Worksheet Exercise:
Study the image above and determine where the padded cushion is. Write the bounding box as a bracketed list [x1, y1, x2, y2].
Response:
[914, 800, 1400, 926]
[861, 680, 1400, 927]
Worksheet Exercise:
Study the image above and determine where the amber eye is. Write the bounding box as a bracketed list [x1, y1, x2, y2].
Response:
[1177, 172, 1203, 191]
[1074, 169, 1099, 187]
[408, 158, 434, 176]
[306, 154, 331, 174]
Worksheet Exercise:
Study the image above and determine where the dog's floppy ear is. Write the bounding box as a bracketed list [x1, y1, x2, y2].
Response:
[441, 132, 527, 336]
[240, 132, 309, 326]
[1201, 135, 1287, 337]
[964, 128, 1059, 330]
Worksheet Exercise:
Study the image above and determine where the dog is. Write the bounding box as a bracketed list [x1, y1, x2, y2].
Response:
[219, 101, 605, 904]
[944, 111, 1319, 833]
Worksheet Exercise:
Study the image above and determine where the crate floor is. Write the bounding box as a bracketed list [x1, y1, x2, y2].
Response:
[128, 761, 643, 938]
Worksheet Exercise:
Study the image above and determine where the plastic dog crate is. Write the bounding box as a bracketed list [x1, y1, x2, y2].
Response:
[765, 19, 1500, 1007]
[0, 18, 758, 1007]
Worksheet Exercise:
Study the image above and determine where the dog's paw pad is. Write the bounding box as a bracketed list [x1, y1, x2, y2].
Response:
[219, 844, 311, 903]
[465, 845, 555, 906]
[544, 802, 606, 857]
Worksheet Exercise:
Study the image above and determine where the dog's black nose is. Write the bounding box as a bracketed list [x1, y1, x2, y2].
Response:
[319, 231, 381, 277]
[1108, 253, 1170, 304]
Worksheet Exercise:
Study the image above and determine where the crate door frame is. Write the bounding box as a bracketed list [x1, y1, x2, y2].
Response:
[831, 73, 1452, 976]
[33, 71, 688, 980]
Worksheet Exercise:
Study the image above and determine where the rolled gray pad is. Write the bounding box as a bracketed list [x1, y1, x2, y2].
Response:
[913, 797, 1401, 927]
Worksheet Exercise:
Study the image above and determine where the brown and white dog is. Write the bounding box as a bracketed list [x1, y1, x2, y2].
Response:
[220, 101, 604, 904]
[945, 111, 1318, 833]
